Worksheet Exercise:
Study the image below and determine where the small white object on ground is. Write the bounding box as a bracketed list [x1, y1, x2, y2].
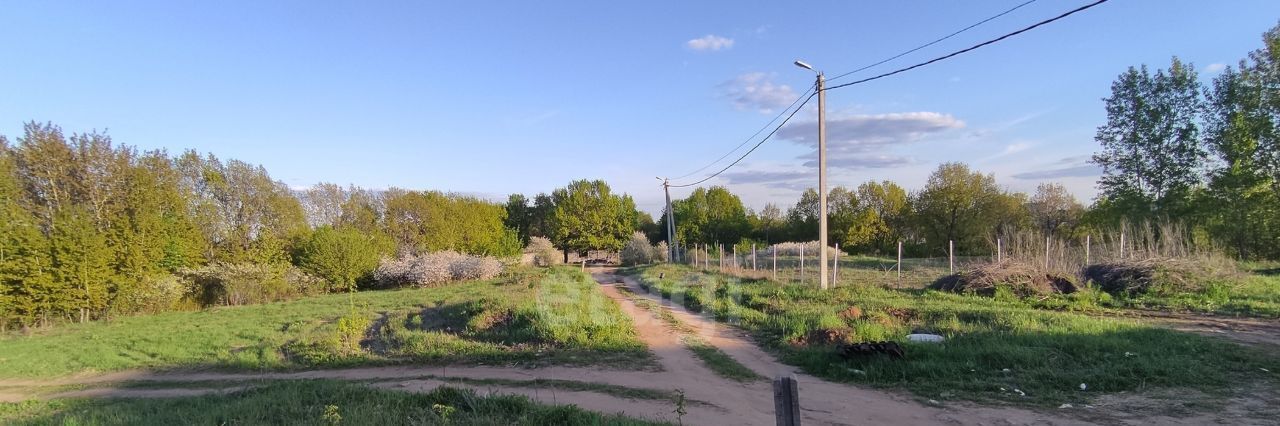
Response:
[1079, 383, 1087, 391]
[928, 399, 940, 405]
[1014, 388, 1026, 397]
[1059, 404, 1073, 409]
[907, 333, 945, 343]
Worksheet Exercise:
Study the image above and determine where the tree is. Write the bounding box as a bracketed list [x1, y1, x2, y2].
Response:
[297, 226, 394, 292]
[549, 180, 635, 261]
[912, 163, 1011, 255]
[1092, 58, 1206, 221]
[504, 193, 533, 245]
[667, 186, 750, 247]
[384, 190, 520, 256]
[840, 180, 910, 254]
[786, 189, 820, 241]
[756, 203, 784, 245]
[300, 183, 348, 227]
[1028, 183, 1084, 237]
[1202, 24, 1280, 259]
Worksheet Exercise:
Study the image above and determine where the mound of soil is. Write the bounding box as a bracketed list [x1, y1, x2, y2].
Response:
[931, 261, 1077, 297]
[1083, 257, 1236, 296]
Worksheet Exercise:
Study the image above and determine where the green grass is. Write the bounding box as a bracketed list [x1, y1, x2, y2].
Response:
[0, 267, 655, 379]
[630, 264, 1280, 406]
[0, 380, 668, 425]
[1098, 273, 1280, 317]
[618, 287, 760, 382]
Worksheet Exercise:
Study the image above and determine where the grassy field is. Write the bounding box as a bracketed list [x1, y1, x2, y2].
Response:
[0, 380, 666, 425]
[629, 264, 1280, 406]
[698, 255, 1280, 318]
[0, 267, 654, 379]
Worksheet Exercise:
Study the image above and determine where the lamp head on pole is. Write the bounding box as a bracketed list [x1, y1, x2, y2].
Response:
[793, 60, 815, 72]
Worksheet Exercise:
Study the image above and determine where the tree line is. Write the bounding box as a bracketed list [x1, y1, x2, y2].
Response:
[653, 23, 1280, 262]
[0, 124, 649, 329]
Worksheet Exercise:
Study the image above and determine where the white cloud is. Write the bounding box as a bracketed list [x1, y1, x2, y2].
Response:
[721, 72, 799, 114]
[686, 34, 734, 51]
[1204, 63, 1227, 73]
[1011, 156, 1102, 180]
[779, 112, 963, 171]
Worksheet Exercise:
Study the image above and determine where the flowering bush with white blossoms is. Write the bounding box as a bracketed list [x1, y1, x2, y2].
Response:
[373, 251, 503, 288]
[526, 236, 560, 267]
[620, 232, 654, 266]
[766, 241, 840, 257]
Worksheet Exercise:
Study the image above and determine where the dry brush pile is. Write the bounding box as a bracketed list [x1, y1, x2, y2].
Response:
[930, 261, 1078, 297]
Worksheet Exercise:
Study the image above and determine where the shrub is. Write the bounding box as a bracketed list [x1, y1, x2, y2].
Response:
[766, 241, 839, 257]
[372, 251, 503, 288]
[296, 226, 394, 292]
[653, 241, 669, 262]
[110, 274, 189, 315]
[526, 237, 560, 267]
[179, 263, 326, 306]
[620, 232, 653, 266]
[931, 260, 1078, 297]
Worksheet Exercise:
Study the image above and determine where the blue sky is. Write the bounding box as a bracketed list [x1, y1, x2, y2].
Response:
[4, 1, 1279, 216]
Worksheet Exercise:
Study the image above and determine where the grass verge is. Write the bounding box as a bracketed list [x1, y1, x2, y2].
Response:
[629, 264, 1280, 407]
[0, 267, 655, 379]
[0, 380, 667, 425]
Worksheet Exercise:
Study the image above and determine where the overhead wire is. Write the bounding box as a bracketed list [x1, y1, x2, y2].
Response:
[826, 0, 1109, 92]
[670, 92, 816, 188]
[669, 84, 815, 181]
[826, 0, 1039, 83]
[667, 0, 1110, 187]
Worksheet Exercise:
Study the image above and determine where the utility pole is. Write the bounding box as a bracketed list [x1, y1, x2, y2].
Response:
[660, 178, 677, 263]
[796, 60, 828, 290]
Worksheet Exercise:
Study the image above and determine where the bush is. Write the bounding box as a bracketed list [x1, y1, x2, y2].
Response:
[654, 241, 669, 262]
[526, 237, 560, 267]
[179, 263, 326, 306]
[372, 251, 503, 288]
[766, 241, 839, 257]
[931, 260, 1078, 297]
[620, 232, 653, 266]
[110, 274, 189, 315]
[296, 226, 394, 292]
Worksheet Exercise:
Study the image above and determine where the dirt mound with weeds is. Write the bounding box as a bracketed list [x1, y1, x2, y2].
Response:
[1083, 257, 1237, 297]
[931, 261, 1078, 297]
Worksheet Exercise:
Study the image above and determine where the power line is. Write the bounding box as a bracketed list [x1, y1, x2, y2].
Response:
[671, 92, 816, 188]
[669, 84, 815, 181]
[666, 0, 1109, 189]
[826, 0, 1109, 92]
[827, 0, 1039, 83]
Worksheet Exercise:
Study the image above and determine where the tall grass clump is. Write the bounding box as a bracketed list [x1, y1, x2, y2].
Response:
[526, 236, 560, 267]
[372, 251, 503, 288]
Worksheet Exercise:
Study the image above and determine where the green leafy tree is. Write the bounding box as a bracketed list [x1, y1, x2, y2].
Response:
[297, 226, 394, 292]
[384, 190, 520, 256]
[840, 180, 910, 254]
[549, 180, 634, 261]
[1092, 58, 1206, 221]
[667, 186, 750, 247]
[786, 189, 819, 241]
[912, 163, 1013, 255]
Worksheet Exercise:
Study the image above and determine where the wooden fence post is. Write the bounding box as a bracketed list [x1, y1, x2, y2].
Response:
[1120, 232, 1126, 260]
[833, 243, 840, 283]
[799, 245, 805, 284]
[1085, 235, 1091, 266]
[753, 244, 757, 271]
[949, 240, 954, 274]
[772, 246, 777, 280]
[773, 375, 801, 426]
[1044, 236, 1051, 269]
[897, 241, 903, 284]
[997, 238, 1002, 263]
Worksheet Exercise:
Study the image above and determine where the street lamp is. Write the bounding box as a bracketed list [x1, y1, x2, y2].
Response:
[795, 59, 829, 290]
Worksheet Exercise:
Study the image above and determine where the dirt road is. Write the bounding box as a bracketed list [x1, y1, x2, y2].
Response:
[9, 267, 1269, 424]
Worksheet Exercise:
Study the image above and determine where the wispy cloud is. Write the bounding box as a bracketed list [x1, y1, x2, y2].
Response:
[779, 112, 963, 171]
[686, 34, 734, 51]
[1011, 155, 1101, 180]
[721, 72, 799, 114]
[1204, 63, 1227, 73]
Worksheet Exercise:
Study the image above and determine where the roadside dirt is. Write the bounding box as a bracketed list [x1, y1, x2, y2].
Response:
[1110, 310, 1280, 349]
[3, 267, 1273, 425]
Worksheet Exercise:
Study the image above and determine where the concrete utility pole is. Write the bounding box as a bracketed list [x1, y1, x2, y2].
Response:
[796, 60, 828, 290]
[660, 178, 677, 263]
